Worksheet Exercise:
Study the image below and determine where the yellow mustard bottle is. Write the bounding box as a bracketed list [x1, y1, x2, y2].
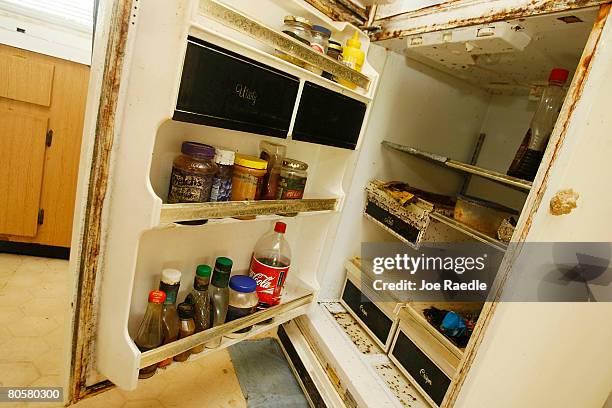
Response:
[338, 31, 365, 90]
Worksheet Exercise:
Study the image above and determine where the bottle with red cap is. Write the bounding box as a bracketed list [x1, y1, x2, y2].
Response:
[507, 67, 570, 181]
[134, 290, 166, 378]
[249, 222, 292, 308]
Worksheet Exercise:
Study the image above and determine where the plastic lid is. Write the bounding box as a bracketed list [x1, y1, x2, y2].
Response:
[346, 31, 362, 49]
[549, 68, 569, 84]
[328, 41, 343, 52]
[274, 221, 287, 234]
[282, 158, 308, 171]
[235, 154, 268, 170]
[177, 302, 195, 319]
[181, 142, 215, 159]
[229, 275, 257, 293]
[284, 15, 312, 27]
[161, 268, 182, 285]
[214, 148, 235, 165]
[148, 290, 166, 304]
[196, 264, 212, 278]
[312, 25, 332, 37]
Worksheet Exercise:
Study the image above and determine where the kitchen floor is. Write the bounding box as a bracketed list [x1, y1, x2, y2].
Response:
[0, 253, 247, 408]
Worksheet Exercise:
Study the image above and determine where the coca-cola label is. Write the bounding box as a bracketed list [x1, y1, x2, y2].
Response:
[249, 256, 289, 307]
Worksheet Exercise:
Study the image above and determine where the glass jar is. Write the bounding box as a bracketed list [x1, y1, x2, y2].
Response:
[225, 275, 259, 338]
[173, 303, 196, 362]
[310, 25, 331, 54]
[275, 16, 312, 69]
[210, 148, 235, 202]
[277, 158, 308, 200]
[259, 141, 286, 200]
[167, 142, 218, 204]
[231, 154, 268, 201]
[323, 41, 343, 81]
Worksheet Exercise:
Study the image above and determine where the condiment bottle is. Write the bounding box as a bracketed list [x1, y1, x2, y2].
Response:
[249, 222, 291, 309]
[190, 264, 212, 354]
[134, 290, 166, 378]
[276, 16, 313, 68]
[507, 68, 569, 181]
[338, 32, 365, 90]
[308, 25, 332, 75]
[158, 269, 181, 368]
[210, 148, 235, 202]
[323, 41, 343, 81]
[226, 276, 259, 338]
[259, 141, 287, 200]
[167, 142, 218, 203]
[205, 257, 232, 349]
[277, 158, 308, 201]
[173, 302, 196, 362]
[231, 154, 268, 201]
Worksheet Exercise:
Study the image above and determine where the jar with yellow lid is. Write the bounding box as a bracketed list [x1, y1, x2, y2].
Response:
[231, 154, 268, 202]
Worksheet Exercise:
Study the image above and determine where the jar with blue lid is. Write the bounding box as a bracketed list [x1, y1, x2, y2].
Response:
[226, 275, 259, 337]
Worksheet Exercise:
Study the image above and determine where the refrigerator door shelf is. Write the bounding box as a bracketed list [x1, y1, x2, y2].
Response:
[139, 281, 315, 369]
[158, 198, 340, 225]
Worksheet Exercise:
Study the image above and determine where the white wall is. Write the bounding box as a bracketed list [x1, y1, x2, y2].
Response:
[0, 1, 92, 65]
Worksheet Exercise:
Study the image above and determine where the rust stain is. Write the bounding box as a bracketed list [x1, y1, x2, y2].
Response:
[372, 0, 608, 41]
[68, 0, 135, 404]
[442, 5, 611, 407]
[303, 0, 365, 25]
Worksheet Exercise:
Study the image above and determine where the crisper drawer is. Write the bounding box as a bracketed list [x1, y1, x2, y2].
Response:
[293, 82, 366, 150]
[340, 260, 401, 351]
[389, 321, 454, 407]
[174, 37, 300, 138]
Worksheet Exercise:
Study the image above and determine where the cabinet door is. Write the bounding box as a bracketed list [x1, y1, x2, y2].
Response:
[174, 38, 300, 138]
[292, 82, 367, 149]
[0, 109, 48, 237]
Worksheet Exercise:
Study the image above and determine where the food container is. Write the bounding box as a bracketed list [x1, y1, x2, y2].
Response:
[308, 25, 332, 75]
[276, 16, 312, 68]
[231, 154, 268, 202]
[323, 41, 343, 81]
[210, 148, 235, 202]
[277, 158, 308, 200]
[167, 142, 218, 204]
[453, 195, 518, 237]
[225, 275, 259, 338]
[259, 141, 286, 200]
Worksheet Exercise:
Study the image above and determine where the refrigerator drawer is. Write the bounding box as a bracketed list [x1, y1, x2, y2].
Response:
[340, 260, 402, 351]
[293, 81, 367, 150]
[389, 325, 453, 407]
[174, 37, 300, 138]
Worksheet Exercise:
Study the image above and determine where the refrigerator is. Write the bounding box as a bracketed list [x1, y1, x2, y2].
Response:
[64, 0, 612, 407]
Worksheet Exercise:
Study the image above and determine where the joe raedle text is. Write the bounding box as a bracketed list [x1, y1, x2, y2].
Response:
[372, 279, 488, 292]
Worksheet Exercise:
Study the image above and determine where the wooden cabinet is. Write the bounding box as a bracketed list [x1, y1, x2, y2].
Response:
[0, 45, 89, 249]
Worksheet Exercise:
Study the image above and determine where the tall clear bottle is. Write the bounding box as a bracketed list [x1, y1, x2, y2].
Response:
[158, 269, 181, 368]
[205, 257, 232, 349]
[507, 68, 569, 181]
[190, 265, 212, 354]
[134, 290, 166, 379]
[249, 222, 291, 309]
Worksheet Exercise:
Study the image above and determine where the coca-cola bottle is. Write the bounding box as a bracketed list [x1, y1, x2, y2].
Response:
[249, 222, 291, 308]
[507, 68, 569, 181]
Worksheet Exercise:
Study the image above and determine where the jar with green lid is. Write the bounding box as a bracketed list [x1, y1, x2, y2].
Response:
[167, 142, 218, 204]
[277, 158, 308, 200]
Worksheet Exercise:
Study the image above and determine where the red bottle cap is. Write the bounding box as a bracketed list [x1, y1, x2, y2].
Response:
[148, 290, 166, 304]
[274, 222, 287, 234]
[549, 68, 569, 84]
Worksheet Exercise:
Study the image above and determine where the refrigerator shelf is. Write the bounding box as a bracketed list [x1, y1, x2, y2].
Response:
[198, 0, 371, 91]
[382, 141, 532, 191]
[139, 283, 314, 368]
[159, 198, 339, 224]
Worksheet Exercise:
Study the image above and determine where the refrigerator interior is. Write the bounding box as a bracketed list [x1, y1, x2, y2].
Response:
[85, 0, 599, 397]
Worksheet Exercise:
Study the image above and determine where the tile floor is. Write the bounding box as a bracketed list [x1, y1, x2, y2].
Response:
[0, 253, 246, 408]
